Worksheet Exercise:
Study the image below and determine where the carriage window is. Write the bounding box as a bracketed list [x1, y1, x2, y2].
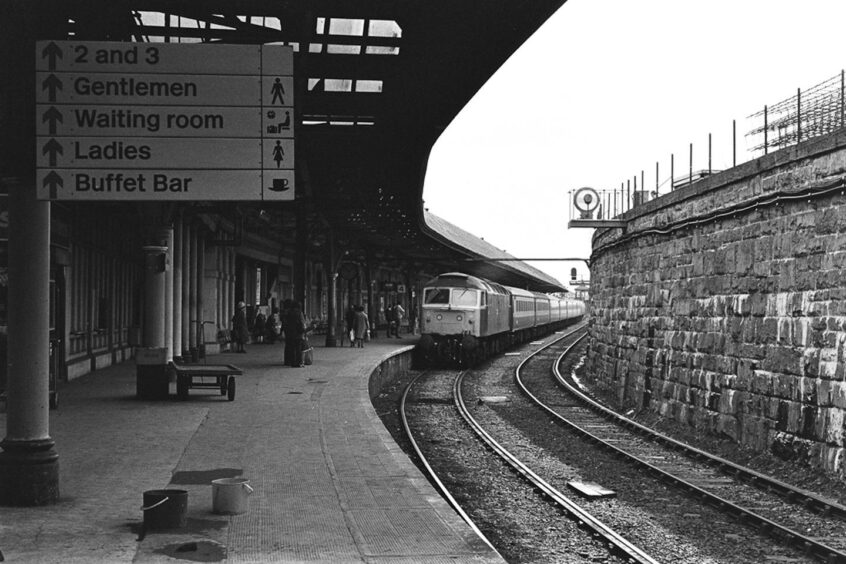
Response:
[451, 289, 478, 307]
[424, 288, 450, 304]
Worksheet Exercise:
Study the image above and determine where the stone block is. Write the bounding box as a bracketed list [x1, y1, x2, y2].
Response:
[717, 413, 740, 441]
[751, 370, 773, 395]
[775, 399, 790, 431]
[820, 445, 844, 476]
[719, 389, 745, 414]
[831, 381, 846, 409]
[759, 317, 778, 344]
[818, 408, 844, 445]
[795, 376, 818, 404]
[708, 391, 721, 411]
[793, 318, 810, 347]
[801, 404, 818, 439]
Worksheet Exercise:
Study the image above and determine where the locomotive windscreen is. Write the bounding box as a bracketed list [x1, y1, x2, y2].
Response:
[425, 288, 450, 304]
[451, 289, 478, 306]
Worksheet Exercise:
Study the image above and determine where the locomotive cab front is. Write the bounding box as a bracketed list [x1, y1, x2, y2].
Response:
[421, 285, 482, 338]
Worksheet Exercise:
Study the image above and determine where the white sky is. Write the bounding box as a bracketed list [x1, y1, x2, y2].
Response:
[422, 0, 846, 289]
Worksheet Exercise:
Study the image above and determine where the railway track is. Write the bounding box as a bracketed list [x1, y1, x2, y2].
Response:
[401, 326, 661, 564]
[517, 330, 846, 563]
[453, 367, 660, 564]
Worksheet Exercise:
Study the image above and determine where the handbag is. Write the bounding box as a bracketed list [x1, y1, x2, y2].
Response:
[365, 329, 370, 342]
[349, 329, 355, 342]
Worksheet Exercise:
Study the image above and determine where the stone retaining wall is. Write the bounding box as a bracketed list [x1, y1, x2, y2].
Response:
[587, 131, 846, 478]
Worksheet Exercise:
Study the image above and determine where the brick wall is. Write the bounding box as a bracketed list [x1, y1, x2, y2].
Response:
[587, 131, 846, 478]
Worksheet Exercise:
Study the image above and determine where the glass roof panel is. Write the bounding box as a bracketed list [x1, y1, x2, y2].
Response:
[355, 80, 382, 93]
[328, 18, 365, 36]
[327, 44, 361, 55]
[368, 20, 402, 38]
[365, 46, 400, 56]
[325, 79, 353, 92]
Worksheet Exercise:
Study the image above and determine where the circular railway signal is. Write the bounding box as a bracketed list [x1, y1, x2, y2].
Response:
[573, 187, 600, 214]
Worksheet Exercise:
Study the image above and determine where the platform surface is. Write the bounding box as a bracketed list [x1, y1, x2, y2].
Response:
[0, 336, 503, 563]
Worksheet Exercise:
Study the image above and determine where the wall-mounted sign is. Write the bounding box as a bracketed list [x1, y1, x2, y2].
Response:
[35, 41, 295, 201]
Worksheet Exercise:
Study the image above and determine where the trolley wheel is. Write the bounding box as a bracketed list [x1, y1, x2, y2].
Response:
[49, 391, 58, 410]
[176, 375, 189, 400]
[227, 377, 236, 401]
[219, 376, 227, 396]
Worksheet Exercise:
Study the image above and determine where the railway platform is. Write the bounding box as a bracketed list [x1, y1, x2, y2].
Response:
[0, 337, 502, 563]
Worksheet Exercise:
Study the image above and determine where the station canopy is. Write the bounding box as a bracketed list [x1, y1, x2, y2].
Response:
[30, 0, 569, 292]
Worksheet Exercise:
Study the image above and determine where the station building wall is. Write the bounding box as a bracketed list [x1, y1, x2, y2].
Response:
[587, 130, 846, 479]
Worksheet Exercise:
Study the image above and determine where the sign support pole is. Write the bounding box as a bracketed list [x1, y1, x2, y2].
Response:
[0, 0, 60, 506]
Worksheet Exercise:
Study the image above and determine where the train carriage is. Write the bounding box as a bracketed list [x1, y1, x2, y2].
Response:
[533, 292, 551, 326]
[508, 286, 536, 331]
[418, 272, 585, 366]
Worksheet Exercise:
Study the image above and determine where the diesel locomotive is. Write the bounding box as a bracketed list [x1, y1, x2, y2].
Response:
[417, 272, 585, 365]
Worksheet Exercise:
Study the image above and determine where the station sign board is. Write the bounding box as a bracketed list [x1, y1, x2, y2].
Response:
[35, 41, 295, 201]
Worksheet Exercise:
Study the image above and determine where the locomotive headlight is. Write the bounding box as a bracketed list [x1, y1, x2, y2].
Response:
[436, 314, 443, 321]
[456, 315, 463, 321]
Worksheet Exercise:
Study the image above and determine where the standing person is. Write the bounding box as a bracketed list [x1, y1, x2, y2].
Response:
[392, 302, 405, 338]
[408, 301, 418, 335]
[283, 300, 307, 367]
[267, 307, 281, 344]
[385, 303, 395, 338]
[253, 309, 266, 344]
[231, 301, 249, 353]
[353, 305, 370, 348]
[345, 304, 357, 348]
[280, 299, 293, 365]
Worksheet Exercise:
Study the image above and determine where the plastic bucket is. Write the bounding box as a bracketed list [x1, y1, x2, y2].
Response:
[211, 478, 253, 515]
[142, 489, 188, 530]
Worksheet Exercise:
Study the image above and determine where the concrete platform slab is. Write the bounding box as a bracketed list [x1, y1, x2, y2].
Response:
[0, 338, 503, 563]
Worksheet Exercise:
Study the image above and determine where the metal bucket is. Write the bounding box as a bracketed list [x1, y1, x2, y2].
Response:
[142, 489, 188, 530]
[211, 478, 253, 515]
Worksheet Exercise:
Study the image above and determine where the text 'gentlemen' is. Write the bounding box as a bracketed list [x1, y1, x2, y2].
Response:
[74, 77, 197, 98]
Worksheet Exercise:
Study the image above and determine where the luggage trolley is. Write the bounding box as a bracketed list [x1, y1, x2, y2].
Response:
[169, 362, 242, 401]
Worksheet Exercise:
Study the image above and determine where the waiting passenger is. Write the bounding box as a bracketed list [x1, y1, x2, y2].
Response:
[283, 300, 307, 367]
[253, 310, 266, 344]
[345, 304, 357, 347]
[231, 301, 249, 353]
[353, 305, 370, 348]
[267, 307, 281, 344]
[391, 302, 405, 338]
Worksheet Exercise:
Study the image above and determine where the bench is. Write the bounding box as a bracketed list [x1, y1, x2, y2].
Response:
[169, 362, 243, 401]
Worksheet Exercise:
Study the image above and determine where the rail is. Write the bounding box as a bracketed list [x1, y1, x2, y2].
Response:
[513, 330, 846, 563]
[455, 329, 660, 564]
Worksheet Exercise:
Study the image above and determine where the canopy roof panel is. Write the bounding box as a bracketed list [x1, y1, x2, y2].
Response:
[6, 0, 568, 291]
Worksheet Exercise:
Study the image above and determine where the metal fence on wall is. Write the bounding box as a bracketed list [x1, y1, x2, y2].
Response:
[747, 71, 845, 155]
[575, 70, 846, 222]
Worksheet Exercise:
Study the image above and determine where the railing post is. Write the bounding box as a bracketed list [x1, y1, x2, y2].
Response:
[708, 133, 712, 174]
[689, 142, 693, 187]
[732, 119, 736, 166]
[764, 105, 768, 155]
